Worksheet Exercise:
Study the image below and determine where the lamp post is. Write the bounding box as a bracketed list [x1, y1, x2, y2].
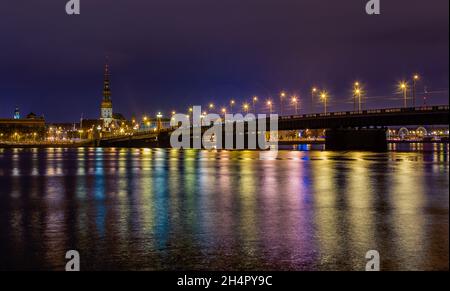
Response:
[252, 96, 258, 114]
[412, 74, 420, 107]
[280, 92, 286, 115]
[353, 82, 360, 111]
[243, 103, 249, 115]
[156, 112, 163, 132]
[221, 107, 227, 119]
[320, 91, 328, 114]
[230, 100, 235, 114]
[311, 87, 317, 113]
[267, 100, 273, 114]
[353, 84, 362, 113]
[291, 96, 299, 115]
[356, 88, 362, 112]
[400, 82, 408, 108]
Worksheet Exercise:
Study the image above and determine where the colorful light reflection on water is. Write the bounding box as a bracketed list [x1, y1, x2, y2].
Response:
[0, 147, 448, 270]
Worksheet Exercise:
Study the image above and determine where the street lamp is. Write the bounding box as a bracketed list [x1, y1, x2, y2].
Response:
[412, 74, 420, 107]
[230, 100, 235, 113]
[311, 87, 318, 113]
[209, 103, 214, 110]
[267, 100, 273, 114]
[221, 107, 227, 118]
[291, 96, 299, 115]
[320, 91, 328, 114]
[280, 92, 286, 115]
[399, 81, 408, 108]
[156, 112, 163, 132]
[252, 96, 258, 113]
[243, 103, 249, 114]
[353, 82, 361, 111]
[353, 85, 363, 113]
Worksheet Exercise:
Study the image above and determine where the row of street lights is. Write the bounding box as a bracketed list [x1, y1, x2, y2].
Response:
[167, 74, 422, 120]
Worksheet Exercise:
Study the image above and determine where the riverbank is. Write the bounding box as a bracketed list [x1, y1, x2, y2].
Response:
[1, 139, 448, 148]
[0, 140, 95, 148]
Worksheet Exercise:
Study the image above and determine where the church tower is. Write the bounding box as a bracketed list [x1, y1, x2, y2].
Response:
[100, 62, 113, 128]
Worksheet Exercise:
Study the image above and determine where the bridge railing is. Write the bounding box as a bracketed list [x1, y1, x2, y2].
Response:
[280, 105, 449, 120]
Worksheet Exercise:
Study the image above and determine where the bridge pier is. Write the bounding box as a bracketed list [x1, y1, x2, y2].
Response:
[325, 128, 388, 151]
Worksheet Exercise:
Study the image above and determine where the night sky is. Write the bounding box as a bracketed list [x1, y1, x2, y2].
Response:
[0, 0, 448, 122]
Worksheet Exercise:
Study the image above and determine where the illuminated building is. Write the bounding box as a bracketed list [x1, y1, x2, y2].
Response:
[100, 62, 114, 129]
[13, 106, 20, 119]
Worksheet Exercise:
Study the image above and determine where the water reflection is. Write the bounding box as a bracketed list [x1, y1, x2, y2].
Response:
[0, 147, 448, 270]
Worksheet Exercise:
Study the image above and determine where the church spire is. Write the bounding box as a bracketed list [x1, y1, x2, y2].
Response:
[103, 58, 111, 101]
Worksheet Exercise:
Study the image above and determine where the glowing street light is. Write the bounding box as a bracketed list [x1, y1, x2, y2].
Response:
[311, 87, 318, 113]
[280, 92, 286, 115]
[320, 91, 328, 114]
[221, 107, 227, 118]
[399, 81, 408, 108]
[209, 103, 215, 110]
[267, 100, 273, 114]
[412, 74, 420, 107]
[243, 103, 249, 114]
[353, 83, 363, 113]
[230, 99, 235, 113]
[252, 96, 258, 113]
[291, 96, 299, 114]
[353, 82, 361, 111]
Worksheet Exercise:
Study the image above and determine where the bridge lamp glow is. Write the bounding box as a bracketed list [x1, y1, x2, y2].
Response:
[243, 103, 249, 111]
[221, 108, 227, 113]
[320, 91, 329, 113]
[253, 96, 258, 101]
[413, 74, 420, 81]
[209, 103, 214, 109]
[399, 82, 408, 108]
[156, 112, 163, 118]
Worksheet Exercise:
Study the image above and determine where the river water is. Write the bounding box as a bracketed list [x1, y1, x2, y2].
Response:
[0, 145, 448, 270]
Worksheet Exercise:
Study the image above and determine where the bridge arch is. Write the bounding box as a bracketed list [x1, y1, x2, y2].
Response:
[416, 127, 427, 137]
[398, 127, 409, 140]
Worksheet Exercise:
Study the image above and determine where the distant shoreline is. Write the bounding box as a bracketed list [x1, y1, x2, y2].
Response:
[0, 140, 448, 149]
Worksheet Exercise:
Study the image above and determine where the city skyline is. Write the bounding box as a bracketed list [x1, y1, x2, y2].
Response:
[0, 0, 448, 122]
